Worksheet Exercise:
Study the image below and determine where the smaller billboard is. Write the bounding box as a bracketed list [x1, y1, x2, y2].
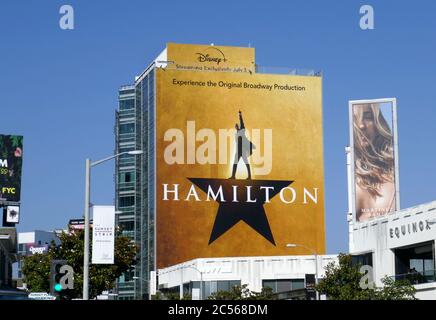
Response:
[0, 135, 23, 202]
[2, 205, 20, 227]
[92, 206, 115, 264]
[68, 218, 93, 230]
[26, 243, 49, 255]
[349, 99, 399, 223]
[6, 205, 20, 224]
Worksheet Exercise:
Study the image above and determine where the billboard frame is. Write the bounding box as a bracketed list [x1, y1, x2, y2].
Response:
[154, 67, 325, 268]
[348, 98, 400, 224]
[0, 134, 23, 203]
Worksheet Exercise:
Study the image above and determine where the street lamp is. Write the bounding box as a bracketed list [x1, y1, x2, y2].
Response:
[170, 265, 204, 300]
[286, 243, 319, 300]
[132, 276, 148, 298]
[82, 150, 143, 300]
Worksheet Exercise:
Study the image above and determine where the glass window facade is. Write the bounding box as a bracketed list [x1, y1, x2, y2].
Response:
[202, 280, 241, 298]
[262, 279, 305, 293]
[394, 241, 435, 284]
[119, 171, 135, 183]
[120, 99, 134, 110]
[119, 123, 135, 134]
[115, 69, 156, 300]
[115, 85, 139, 300]
[352, 252, 373, 268]
[119, 196, 134, 207]
[164, 280, 242, 299]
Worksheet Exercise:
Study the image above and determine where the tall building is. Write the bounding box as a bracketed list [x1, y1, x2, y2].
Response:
[115, 85, 145, 299]
[115, 43, 326, 299]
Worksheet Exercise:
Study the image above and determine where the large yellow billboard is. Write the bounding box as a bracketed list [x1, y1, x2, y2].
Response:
[156, 68, 325, 268]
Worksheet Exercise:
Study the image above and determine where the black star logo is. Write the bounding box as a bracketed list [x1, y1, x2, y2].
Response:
[188, 178, 293, 246]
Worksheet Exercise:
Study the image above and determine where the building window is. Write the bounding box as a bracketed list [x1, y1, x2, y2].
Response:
[119, 196, 134, 207]
[119, 221, 134, 232]
[125, 172, 132, 182]
[119, 171, 134, 183]
[189, 280, 241, 299]
[262, 279, 305, 294]
[119, 99, 134, 110]
[120, 89, 135, 95]
[119, 123, 135, 134]
[394, 241, 435, 284]
[352, 252, 373, 268]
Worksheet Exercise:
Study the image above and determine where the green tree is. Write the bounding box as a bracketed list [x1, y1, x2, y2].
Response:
[376, 276, 417, 300]
[207, 284, 276, 300]
[22, 229, 137, 299]
[20, 248, 53, 293]
[316, 253, 416, 300]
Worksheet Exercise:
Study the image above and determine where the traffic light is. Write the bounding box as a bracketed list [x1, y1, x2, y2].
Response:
[50, 260, 74, 299]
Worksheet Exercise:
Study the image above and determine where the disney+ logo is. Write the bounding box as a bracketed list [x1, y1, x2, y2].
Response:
[196, 47, 227, 65]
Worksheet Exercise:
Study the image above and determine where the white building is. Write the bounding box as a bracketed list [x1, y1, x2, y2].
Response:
[159, 199, 436, 300]
[157, 255, 337, 299]
[13, 230, 60, 284]
[349, 200, 436, 300]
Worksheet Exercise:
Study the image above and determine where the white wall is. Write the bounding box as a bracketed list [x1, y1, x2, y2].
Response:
[350, 201, 436, 298]
[158, 255, 338, 293]
[17, 232, 35, 244]
[415, 283, 436, 300]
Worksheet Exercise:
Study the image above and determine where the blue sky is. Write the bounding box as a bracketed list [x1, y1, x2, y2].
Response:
[1, 0, 436, 254]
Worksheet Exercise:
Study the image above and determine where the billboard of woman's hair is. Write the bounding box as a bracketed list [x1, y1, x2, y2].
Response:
[350, 100, 398, 223]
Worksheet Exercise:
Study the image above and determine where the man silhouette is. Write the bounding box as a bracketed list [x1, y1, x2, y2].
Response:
[229, 110, 255, 179]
